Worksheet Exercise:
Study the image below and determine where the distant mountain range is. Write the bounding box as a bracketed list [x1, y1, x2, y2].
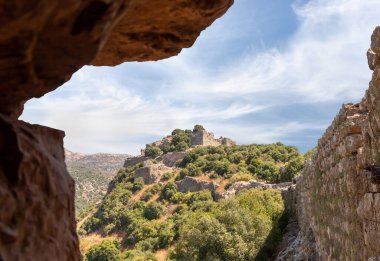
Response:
[65, 150, 131, 216]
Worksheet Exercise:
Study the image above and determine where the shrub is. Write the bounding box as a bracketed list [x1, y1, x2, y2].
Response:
[279, 156, 304, 182]
[144, 202, 164, 220]
[228, 152, 244, 164]
[132, 178, 144, 192]
[174, 141, 189, 152]
[83, 217, 102, 233]
[141, 191, 153, 202]
[230, 173, 252, 183]
[145, 146, 162, 158]
[121, 250, 157, 261]
[161, 182, 178, 201]
[193, 124, 205, 133]
[162, 172, 173, 181]
[86, 240, 120, 261]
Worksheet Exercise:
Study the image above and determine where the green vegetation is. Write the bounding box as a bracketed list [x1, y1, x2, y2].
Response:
[86, 240, 121, 261]
[83, 188, 285, 261]
[80, 138, 307, 260]
[144, 202, 164, 220]
[172, 189, 285, 261]
[193, 124, 205, 133]
[178, 143, 304, 182]
[145, 146, 162, 158]
[66, 153, 129, 216]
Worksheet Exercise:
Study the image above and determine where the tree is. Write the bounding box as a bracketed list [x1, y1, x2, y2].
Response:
[145, 146, 162, 158]
[86, 240, 120, 261]
[161, 182, 178, 200]
[174, 141, 189, 152]
[144, 202, 164, 220]
[280, 156, 304, 182]
[132, 178, 144, 192]
[193, 124, 205, 133]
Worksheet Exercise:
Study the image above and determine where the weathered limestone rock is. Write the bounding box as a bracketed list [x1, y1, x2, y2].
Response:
[216, 180, 292, 200]
[124, 156, 149, 168]
[135, 161, 172, 184]
[0, 1, 234, 260]
[176, 176, 219, 194]
[158, 152, 186, 167]
[0, 115, 80, 260]
[92, 0, 234, 65]
[0, 0, 233, 117]
[279, 27, 380, 260]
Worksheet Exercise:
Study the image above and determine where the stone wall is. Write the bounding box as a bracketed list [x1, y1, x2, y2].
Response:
[279, 27, 380, 261]
[158, 151, 186, 167]
[124, 156, 149, 168]
[191, 130, 232, 146]
[176, 176, 219, 195]
[135, 161, 172, 184]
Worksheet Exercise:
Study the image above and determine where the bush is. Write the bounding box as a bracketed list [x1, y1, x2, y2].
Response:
[132, 178, 145, 192]
[162, 172, 173, 181]
[121, 250, 157, 261]
[145, 146, 162, 158]
[279, 156, 304, 182]
[144, 202, 164, 220]
[173, 189, 285, 260]
[174, 141, 189, 152]
[161, 182, 178, 201]
[141, 191, 153, 202]
[193, 124, 205, 133]
[86, 240, 120, 261]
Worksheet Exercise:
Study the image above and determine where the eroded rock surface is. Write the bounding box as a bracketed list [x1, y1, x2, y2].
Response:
[278, 27, 380, 260]
[0, 1, 234, 260]
[0, 116, 80, 260]
[92, 0, 234, 65]
[176, 176, 219, 194]
[0, 0, 233, 117]
[216, 180, 292, 200]
[135, 161, 172, 184]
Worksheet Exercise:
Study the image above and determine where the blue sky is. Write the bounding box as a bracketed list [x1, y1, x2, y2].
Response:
[21, 0, 380, 155]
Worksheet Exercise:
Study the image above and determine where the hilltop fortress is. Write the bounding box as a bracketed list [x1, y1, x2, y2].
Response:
[140, 127, 235, 156]
[124, 126, 236, 168]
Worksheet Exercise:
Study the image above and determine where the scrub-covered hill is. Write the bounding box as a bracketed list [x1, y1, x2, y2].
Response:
[65, 150, 130, 215]
[78, 126, 308, 260]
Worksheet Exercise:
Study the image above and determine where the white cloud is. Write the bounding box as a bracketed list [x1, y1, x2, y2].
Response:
[21, 0, 380, 154]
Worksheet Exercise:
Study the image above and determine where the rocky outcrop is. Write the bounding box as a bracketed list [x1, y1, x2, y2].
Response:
[0, 1, 234, 260]
[0, 116, 80, 260]
[92, 0, 234, 66]
[176, 176, 219, 194]
[158, 152, 186, 167]
[216, 180, 292, 200]
[0, 0, 233, 118]
[279, 27, 380, 260]
[135, 161, 172, 184]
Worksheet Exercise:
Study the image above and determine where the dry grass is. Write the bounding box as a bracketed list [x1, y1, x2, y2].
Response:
[80, 233, 123, 254]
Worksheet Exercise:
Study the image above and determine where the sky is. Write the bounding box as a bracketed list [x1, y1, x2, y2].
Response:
[21, 0, 380, 155]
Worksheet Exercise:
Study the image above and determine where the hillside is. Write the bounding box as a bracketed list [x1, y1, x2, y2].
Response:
[78, 126, 307, 261]
[65, 150, 131, 215]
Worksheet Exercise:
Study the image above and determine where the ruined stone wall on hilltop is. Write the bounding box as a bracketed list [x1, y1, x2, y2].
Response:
[191, 130, 229, 146]
[278, 27, 380, 261]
